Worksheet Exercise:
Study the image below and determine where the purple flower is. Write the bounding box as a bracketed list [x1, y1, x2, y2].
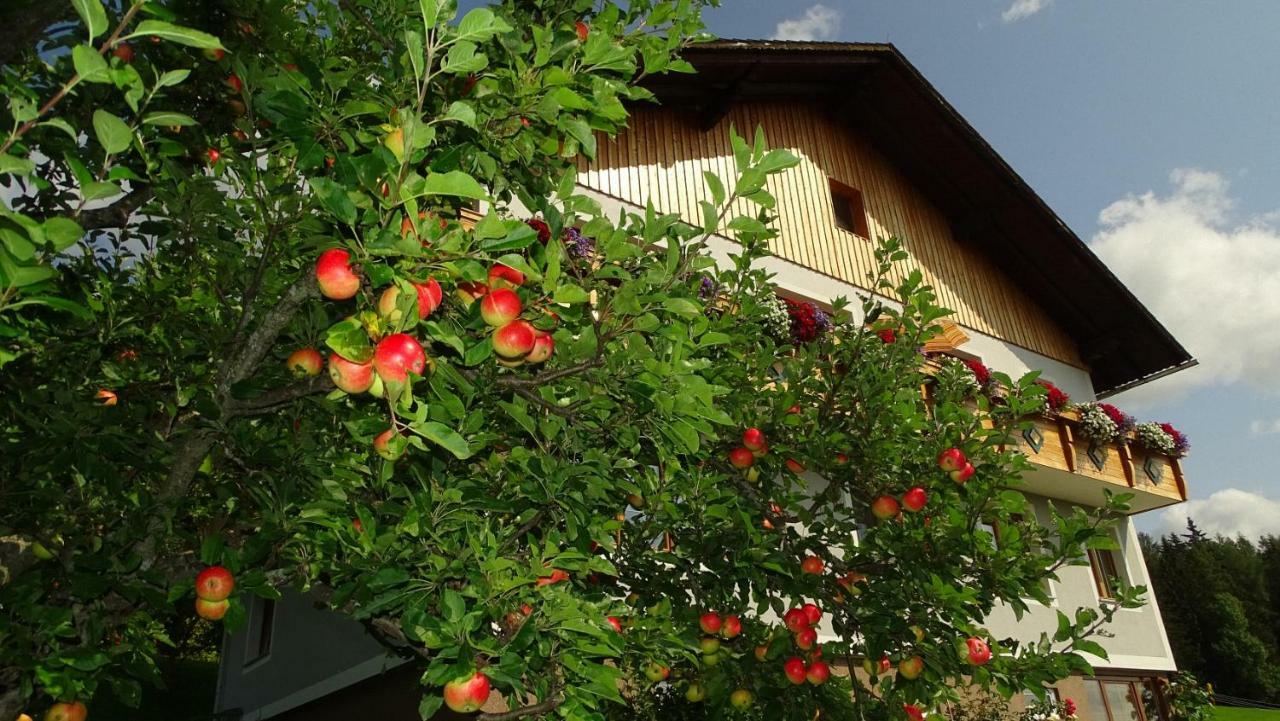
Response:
[562, 227, 594, 258]
[699, 275, 717, 299]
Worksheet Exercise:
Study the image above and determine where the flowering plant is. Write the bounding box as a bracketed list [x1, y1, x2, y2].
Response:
[936, 356, 981, 397]
[1135, 422, 1176, 455]
[526, 217, 552, 244]
[1020, 697, 1079, 721]
[1098, 403, 1136, 436]
[1076, 402, 1121, 443]
[785, 298, 833, 344]
[562, 226, 595, 259]
[1161, 422, 1191, 457]
[1037, 380, 1070, 414]
[761, 295, 792, 342]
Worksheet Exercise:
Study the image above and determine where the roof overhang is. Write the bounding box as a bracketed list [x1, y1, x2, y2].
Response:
[642, 40, 1195, 395]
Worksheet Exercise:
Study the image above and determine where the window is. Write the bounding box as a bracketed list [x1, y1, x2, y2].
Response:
[244, 598, 276, 667]
[1087, 680, 1147, 721]
[1089, 547, 1125, 601]
[829, 178, 869, 237]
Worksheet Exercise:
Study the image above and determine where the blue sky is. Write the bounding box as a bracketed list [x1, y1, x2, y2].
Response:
[701, 1, 1280, 537]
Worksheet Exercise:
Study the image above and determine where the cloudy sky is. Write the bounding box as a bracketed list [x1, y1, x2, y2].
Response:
[700, 1, 1280, 539]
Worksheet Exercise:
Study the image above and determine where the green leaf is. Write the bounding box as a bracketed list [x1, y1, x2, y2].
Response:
[404, 30, 424, 80]
[703, 171, 726, 206]
[39, 118, 78, 142]
[443, 101, 476, 128]
[663, 298, 702, 318]
[0, 154, 34, 177]
[325, 317, 374, 363]
[124, 20, 225, 50]
[419, 0, 447, 28]
[409, 421, 472, 459]
[92, 110, 132, 154]
[156, 68, 191, 88]
[72, 44, 110, 84]
[309, 177, 358, 225]
[143, 111, 197, 127]
[82, 181, 122, 201]
[418, 695, 444, 721]
[551, 284, 590, 304]
[4, 297, 91, 319]
[72, 0, 109, 41]
[418, 171, 488, 200]
[455, 8, 511, 42]
[43, 218, 84, 251]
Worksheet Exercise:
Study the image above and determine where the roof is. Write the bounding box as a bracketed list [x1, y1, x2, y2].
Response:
[642, 40, 1195, 396]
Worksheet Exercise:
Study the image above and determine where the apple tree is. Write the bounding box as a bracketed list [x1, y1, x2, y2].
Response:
[0, 1, 1145, 720]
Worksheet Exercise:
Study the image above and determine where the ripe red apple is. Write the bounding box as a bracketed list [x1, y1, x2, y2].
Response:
[966, 636, 992, 665]
[481, 288, 523, 327]
[801, 603, 822, 626]
[871, 495, 900, 521]
[195, 566, 235, 601]
[800, 555, 824, 575]
[226, 73, 243, 93]
[699, 612, 722, 635]
[721, 615, 742, 639]
[783, 657, 807, 685]
[742, 427, 766, 452]
[195, 598, 229, 621]
[492, 320, 535, 359]
[685, 683, 706, 702]
[937, 447, 967, 472]
[373, 428, 403, 460]
[205, 147, 221, 165]
[286, 347, 323, 377]
[644, 662, 669, 682]
[575, 20, 589, 42]
[607, 616, 623, 633]
[898, 655, 924, 680]
[315, 248, 360, 300]
[456, 280, 489, 306]
[754, 644, 769, 662]
[795, 627, 818, 650]
[783, 608, 809, 633]
[443, 671, 491, 713]
[728, 446, 755, 468]
[904, 704, 925, 721]
[525, 332, 554, 364]
[43, 701, 87, 721]
[373, 333, 426, 383]
[699, 637, 721, 655]
[328, 353, 373, 393]
[786, 458, 806, 474]
[806, 660, 831, 685]
[902, 487, 928, 512]
[416, 278, 443, 316]
[861, 654, 891, 675]
[729, 689, 753, 710]
[488, 264, 525, 289]
[951, 463, 975, 484]
[112, 43, 134, 62]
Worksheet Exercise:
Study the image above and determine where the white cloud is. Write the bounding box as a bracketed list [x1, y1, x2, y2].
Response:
[1155, 489, 1280, 540]
[1251, 419, 1280, 436]
[1090, 169, 1280, 400]
[1002, 0, 1055, 23]
[773, 4, 841, 42]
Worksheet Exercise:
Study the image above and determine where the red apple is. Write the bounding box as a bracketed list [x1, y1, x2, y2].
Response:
[205, 148, 220, 165]
[195, 566, 235, 601]
[801, 603, 822, 626]
[488, 264, 525, 289]
[783, 608, 809, 633]
[729, 689, 753, 710]
[937, 447, 967, 472]
[806, 660, 831, 685]
[525, 332, 554, 364]
[951, 463, 975, 484]
[786, 458, 806, 474]
[698, 612, 722, 635]
[607, 616, 623, 633]
[226, 73, 243, 93]
[493, 320, 536, 359]
[481, 288, 523, 327]
[329, 353, 373, 393]
[416, 278, 443, 316]
[286, 347, 323, 377]
[456, 280, 489, 306]
[43, 702, 87, 721]
[795, 627, 817, 650]
[904, 704, 925, 721]
[203, 47, 225, 62]
[728, 446, 755, 468]
[644, 662, 669, 682]
[373, 428, 403, 460]
[898, 655, 924, 680]
[195, 598, 229, 621]
[112, 43, 134, 63]
[443, 671, 491, 713]
[720, 614, 742, 639]
[966, 636, 992, 665]
[315, 248, 360, 300]
[902, 487, 928, 512]
[871, 495, 900, 521]
[373, 333, 426, 383]
[783, 657, 807, 685]
[742, 427, 766, 452]
[800, 555, 824, 575]
[575, 20, 589, 42]
[754, 644, 769, 662]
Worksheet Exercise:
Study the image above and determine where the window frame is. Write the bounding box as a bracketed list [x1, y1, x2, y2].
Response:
[1095, 679, 1148, 721]
[243, 597, 277, 669]
[1088, 546, 1124, 601]
[828, 178, 869, 239]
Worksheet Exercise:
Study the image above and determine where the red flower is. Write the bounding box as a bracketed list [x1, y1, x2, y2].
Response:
[1064, 699, 1078, 717]
[526, 218, 551, 244]
[963, 358, 991, 386]
[877, 328, 896, 344]
[1160, 422, 1190, 455]
[1038, 380, 1070, 412]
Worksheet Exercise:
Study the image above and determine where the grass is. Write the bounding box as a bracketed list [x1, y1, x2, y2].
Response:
[1210, 707, 1280, 721]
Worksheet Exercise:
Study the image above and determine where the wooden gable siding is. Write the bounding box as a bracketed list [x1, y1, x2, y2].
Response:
[578, 101, 1084, 367]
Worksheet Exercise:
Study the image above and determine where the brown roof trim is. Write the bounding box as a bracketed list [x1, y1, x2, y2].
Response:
[645, 40, 1194, 395]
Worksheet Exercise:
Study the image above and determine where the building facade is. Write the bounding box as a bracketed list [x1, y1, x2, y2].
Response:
[215, 41, 1194, 721]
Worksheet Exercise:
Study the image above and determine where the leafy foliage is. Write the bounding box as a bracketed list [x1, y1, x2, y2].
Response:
[1, 1, 1143, 720]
